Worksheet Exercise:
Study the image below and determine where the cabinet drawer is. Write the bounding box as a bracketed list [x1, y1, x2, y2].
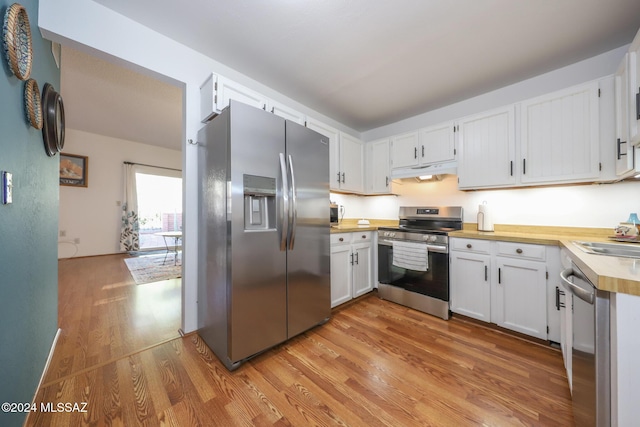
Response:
[352, 231, 372, 243]
[496, 241, 545, 261]
[450, 238, 492, 254]
[331, 233, 352, 245]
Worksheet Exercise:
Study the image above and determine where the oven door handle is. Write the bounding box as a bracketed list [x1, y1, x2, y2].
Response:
[378, 239, 448, 254]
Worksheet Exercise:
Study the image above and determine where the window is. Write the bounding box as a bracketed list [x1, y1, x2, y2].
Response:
[136, 170, 182, 250]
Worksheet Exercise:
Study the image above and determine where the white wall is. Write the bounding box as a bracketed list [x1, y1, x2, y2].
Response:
[59, 129, 181, 258]
[333, 176, 640, 228]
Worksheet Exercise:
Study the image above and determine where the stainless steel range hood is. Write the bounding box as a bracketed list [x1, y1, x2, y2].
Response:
[390, 161, 457, 180]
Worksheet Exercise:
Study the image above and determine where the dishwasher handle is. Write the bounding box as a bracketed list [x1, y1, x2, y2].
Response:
[560, 267, 595, 305]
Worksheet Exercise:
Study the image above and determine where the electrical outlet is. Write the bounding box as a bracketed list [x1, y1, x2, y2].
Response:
[73, 238, 80, 244]
[60, 230, 66, 237]
[2, 171, 12, 204]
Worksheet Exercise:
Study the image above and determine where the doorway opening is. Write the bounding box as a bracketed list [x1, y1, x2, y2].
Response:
[136, 169, 182, 251]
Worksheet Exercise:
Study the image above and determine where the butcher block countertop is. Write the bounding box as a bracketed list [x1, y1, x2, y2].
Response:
[330, 219, 398, 233]
[332, 221, 640, 296]
[451, 224, 640, 297]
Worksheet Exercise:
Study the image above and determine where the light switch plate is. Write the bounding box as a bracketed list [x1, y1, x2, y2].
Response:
[2, 171, 13, 204]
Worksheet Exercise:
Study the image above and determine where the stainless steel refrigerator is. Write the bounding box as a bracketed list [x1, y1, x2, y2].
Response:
[197, 100, 331, 370]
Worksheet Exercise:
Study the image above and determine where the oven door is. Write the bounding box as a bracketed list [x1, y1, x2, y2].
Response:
[378, 239, 449, 301]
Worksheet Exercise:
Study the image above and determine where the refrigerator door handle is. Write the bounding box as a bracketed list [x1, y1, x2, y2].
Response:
[279, 153, 289, 251]
[287, 154, 297, 250]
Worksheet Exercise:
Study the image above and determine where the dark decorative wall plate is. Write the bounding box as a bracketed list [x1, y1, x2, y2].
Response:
[41, 83, 65, 157]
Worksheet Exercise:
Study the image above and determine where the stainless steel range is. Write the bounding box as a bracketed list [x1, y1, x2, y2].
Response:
[377, 206, 463, 320]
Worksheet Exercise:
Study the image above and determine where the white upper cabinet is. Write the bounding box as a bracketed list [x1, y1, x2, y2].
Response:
[216, 76, 268, 112]
[420, 122, 456, 165]
[306, 120, 363, 193]
[458, 106, 516, 189]
[306, 118, 341, 190]
[390, 123, 456, 176]
[200, 73, 269, 122]
[339, 133, 365, 193]
[615, 53, 634, 176]
[366, 139, 392, 194]
[391, 131, 420, 169]
[519, 81, 600, 184]
[199, 73, 218, 123]
[268, 100, 305, 125]
[629, 30, 640, 145]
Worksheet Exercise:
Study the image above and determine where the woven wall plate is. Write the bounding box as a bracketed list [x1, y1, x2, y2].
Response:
[2, 3, 32, 80]
[24, 78, 42, 129]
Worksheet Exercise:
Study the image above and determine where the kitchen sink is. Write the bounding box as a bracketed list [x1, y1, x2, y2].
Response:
[572, 240, 640, 259]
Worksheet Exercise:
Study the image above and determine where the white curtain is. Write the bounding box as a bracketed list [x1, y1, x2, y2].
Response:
[120, 163, 139, 252]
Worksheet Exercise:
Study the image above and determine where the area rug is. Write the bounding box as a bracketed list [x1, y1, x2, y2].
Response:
[124, 253, 182, 285]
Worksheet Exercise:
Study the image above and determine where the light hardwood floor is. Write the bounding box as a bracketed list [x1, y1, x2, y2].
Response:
[27, 255, 574, 426]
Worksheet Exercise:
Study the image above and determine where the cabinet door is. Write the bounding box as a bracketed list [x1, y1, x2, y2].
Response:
[615, 54, 634, 176]
[420, 122, 455, 164]
[458, 106, 516, 189]
[352, 241, 372, 298]
[215, 76, 268, 112]
[306, 119, 340, 190]
[391, 132, 419, 169]
[368, 139, 392, 194]
[630, 42, 640, 144]
[495, 258, 547, 339]
[330, 245, 352, 308]
[520, 82, 600, 184]
[450, 252, 491, 322]
[269, 101, 305, 125]
[339, 133, 364, 193]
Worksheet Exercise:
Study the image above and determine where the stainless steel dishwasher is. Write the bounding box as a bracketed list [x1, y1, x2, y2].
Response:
[560, 263, 610, 426]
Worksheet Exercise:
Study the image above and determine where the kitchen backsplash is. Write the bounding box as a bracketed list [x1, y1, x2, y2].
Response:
[332, 176, 640, 228]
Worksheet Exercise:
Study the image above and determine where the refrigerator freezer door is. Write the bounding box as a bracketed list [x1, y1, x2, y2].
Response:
[228, 101, 288, 363]
[285, 121, 331, 338]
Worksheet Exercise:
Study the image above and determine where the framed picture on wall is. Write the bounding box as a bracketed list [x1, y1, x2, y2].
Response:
[60, 153, 88, 187]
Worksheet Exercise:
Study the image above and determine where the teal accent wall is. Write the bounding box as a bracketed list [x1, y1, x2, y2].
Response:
[0, 0, 60, 425]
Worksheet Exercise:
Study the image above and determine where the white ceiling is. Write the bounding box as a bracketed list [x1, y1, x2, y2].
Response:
[62, 0, 640, 150]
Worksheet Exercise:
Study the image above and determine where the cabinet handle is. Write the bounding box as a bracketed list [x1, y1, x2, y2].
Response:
[355, 252, 359, 265]
[617, 138, 628, 160]
[339, 237, 344, 242]
[421, 145, 425, 158]
[555, 286, 566, 311]
[516, 248, 523, 254]
[498, 267, 501, 284]
[361, 235, 366, 239]
[466, 243, 472, 249]
[385, 176, 389, 187]
[341, 172, 345, 183]
[350, 253, 354, 265]
[484, 265, 488, 281]
[510, 160, 513, 176]
[522, 158, 526, 175]
[414, 147, 418, 159]
[636, 89, 640, 120]
[337, 172, 341, 183]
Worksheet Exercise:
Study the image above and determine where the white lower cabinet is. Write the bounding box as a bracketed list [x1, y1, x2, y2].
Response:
[330, 232, 373, 307]
[450, 252, 491, 322]
[450, 238, 550, 340]
[494, 257, 547, 339]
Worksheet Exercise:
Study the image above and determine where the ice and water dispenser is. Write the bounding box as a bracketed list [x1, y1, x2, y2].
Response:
[243, 174, 276, 231]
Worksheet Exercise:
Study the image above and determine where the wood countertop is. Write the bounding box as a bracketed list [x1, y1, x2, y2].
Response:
[330, 220, 640, 296]
[330, 219, 398, 233]
[450, 224, 640, 297]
